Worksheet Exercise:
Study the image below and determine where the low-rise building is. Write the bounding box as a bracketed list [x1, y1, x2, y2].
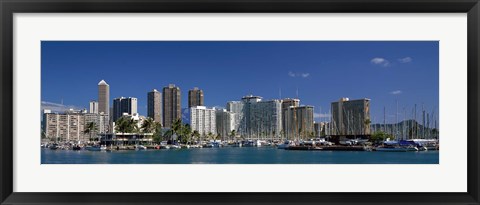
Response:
[43, 110, 87, 142]
[43, 109, 110, 142]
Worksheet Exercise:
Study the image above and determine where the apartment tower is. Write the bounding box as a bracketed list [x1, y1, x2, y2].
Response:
[98, 80, 109, 115]
[147, 89, 162, 123]
[163, 84, 181, 128]
[188, 87, 204, 108]
[112, 97, 138, 122]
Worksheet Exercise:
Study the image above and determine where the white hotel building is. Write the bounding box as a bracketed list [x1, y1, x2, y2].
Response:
[190, 106, 216, 137]
[215, 108, 235, 138]
[225, 95, 282, 139]
[226, 101, 245, 135]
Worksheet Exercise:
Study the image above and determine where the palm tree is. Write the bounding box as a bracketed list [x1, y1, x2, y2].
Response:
[152, 122, 163, 143]
[115, 117, 127, 134]
[172, 119, 182, 134]
[193, 130, 200, 144]
[170, 118, 182, 143]
[207, 132, 214, 141]
[182, 124, 192, 144]
[139, 118, 155, 145]
[229, 130, 236, 141]
[84, 122, 97, 141]
[141, 117, 155, 133]
[163, 129, 174, 142]
[134, 124, 141, 134]
[115, 116, 137, 134]
[41, 129, 46, 139]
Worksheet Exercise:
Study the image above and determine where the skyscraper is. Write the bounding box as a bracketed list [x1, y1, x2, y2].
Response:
[112, 97, 138, 122]
[331, 98, 371, 136]
[281, 98, 300, 136]
[281, 98, 300, 110]
[89, 100, 98, 114]
[226, 101, 245, 135]
[188, 87, 204, 108]
[215, 109, 235, 139]
[98, 80, 109, 115]
[163, 84, 181, 128]
[284, 105, 314, 140]
[147, 89, 162, 123]
[241, 95, 282, 138]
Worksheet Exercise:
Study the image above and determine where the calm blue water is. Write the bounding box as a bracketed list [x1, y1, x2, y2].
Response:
[41, 147, 439, 164]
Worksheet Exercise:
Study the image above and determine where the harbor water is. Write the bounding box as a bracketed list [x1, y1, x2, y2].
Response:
[41, 147, 439, 164]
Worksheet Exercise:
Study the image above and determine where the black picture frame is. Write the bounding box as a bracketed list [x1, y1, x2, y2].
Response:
[1, 0, 479, 204]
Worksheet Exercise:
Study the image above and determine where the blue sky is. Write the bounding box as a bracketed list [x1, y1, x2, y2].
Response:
[41, 41, 439, 124]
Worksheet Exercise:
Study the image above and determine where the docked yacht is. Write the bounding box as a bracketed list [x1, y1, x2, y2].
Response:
[85, 144, 107, 151]
[135, 145, 147, 150]
[375, 141, 418, 152]
[277, 140, 294, 149]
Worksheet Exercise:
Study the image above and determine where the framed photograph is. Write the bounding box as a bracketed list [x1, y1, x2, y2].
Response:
[1, 0, 479, 204]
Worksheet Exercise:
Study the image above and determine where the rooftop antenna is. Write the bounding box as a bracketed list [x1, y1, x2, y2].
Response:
[296, 87, 299, 99]
[61, 98, 63, 105]
[279, 86, 282, 99]
[319, 106, 322, 122]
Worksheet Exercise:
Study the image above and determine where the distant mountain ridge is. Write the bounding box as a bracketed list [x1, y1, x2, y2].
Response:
[371, 119, 438, 138]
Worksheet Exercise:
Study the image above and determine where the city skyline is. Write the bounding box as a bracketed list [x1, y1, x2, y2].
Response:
[41, 41, 439, 124]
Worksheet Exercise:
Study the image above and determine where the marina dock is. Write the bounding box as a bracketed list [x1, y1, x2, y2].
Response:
[285, 145, 368, 151]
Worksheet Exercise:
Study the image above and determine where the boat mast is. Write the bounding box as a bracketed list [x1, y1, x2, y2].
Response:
[396, 100, 398, 140]
[383, 106, 386, 133]
[403, 107, 406, 140]
[414, 104, 417, 139]
[422, 103, 425, 139]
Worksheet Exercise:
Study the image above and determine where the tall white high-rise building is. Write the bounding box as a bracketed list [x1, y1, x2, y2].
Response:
[226, 101, 245, 135]
[244, 96, 282, 138]
[89, 100, 98, 114]
[190, 106, 216, 137]
[215, 109, 235, 139]
[226, 95, 282, 139]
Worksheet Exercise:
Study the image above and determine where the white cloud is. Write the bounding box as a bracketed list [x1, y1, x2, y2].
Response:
[398, 57, 413, 63]
[314, 113, 331, 119]
[288, 71, 310, 78]
[390, 90, 402, 95]
[370, 57, 390, 67]
[288, 71, 296, 77]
